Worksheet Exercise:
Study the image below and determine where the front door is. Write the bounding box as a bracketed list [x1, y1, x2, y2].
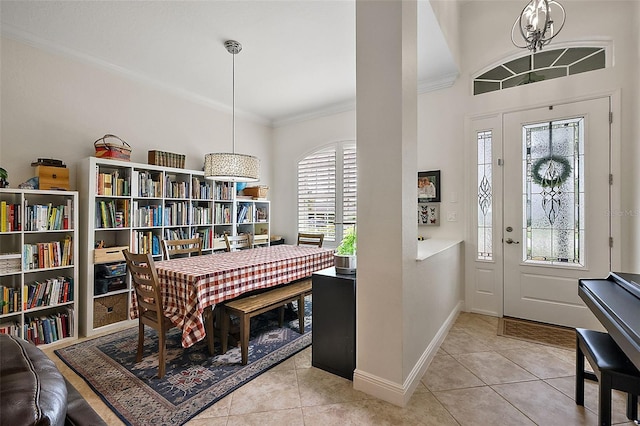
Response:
[503, 97, 611, 328]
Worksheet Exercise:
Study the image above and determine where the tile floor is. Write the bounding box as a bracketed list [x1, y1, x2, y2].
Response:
[43, 312, 639, 425]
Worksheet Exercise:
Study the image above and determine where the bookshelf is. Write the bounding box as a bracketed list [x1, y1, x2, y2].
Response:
[79, 157, 270, 336]
[0, 188, 79, 346]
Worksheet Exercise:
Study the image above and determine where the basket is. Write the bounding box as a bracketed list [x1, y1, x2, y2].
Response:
[94, 134, 131, 161]
[243, 186, 269, 199]
[93, 293, 128, 328]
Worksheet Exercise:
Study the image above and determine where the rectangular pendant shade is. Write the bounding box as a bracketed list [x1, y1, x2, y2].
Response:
[204, 152, 260, 182]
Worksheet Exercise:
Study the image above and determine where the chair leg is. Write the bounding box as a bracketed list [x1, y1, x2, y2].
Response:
[576, 337, 585, 406]
[627, 393, 638, 421]
[137, 321, 144, 363]
[599, 374, 612, 426]
[204, 306, 215, 356]
[297, 295, 305, 334]
[158, 331, 166, 379]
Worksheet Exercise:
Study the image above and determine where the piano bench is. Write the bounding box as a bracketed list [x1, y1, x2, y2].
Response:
[575, 328, 640, 426]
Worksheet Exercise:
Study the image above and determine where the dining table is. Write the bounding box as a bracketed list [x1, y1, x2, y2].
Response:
[135, 244, 334, 348]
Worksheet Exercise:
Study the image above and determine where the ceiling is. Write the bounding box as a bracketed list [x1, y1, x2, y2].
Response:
[0, 1, 458, 127]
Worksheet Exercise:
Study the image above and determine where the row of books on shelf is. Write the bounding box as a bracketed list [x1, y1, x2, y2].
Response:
[214, 204, 232, 224]
[1, 284, 20, 314]
[132, 203, 163, 227]
[0, 201, 22, 232]
[215, 182, 235, 200]
[0, 307, 74, 345]
[165, 177, 189, 199]
[22, 237, 73, 270]
[25, 276, 74, 310]
[26, 308, 74, 345]
[191, 177, 212, 200]
[23, 201, 73, 231]
[132, 171, 163, 198]
[96, 199, 129, 228]
[96, 170, 129, 196]
[237, 204, 254, 223]
[131, 231, 161, 256]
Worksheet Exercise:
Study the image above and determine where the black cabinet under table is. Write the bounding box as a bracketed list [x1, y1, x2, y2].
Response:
[312, 267, 356, 380]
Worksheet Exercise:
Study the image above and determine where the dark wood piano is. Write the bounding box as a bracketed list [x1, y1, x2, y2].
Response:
[579, 272, 640, 370]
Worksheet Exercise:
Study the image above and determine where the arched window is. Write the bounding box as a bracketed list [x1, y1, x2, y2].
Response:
[297, 141, 356, 244]
[474, 47, 606, 95]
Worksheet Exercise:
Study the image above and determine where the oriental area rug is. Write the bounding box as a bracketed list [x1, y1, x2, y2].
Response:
[497, 316, 575, 350]
[55, 299, 312, 426]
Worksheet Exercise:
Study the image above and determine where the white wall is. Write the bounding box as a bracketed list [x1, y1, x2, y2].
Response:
[0, 37, 272, 189]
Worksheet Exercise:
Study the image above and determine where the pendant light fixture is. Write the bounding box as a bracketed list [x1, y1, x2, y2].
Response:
[511, 0, 566, 52]
[204, 40, 260, 182]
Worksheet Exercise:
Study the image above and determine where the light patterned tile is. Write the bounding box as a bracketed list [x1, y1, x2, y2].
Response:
[228, 369, 301, 415]
[499, 346, 575, 379]
[492, 380, 597, 425]
[453, 351, 537, 384]
[302, 392, 458, 426]
[546, 376, 640, 425]
[440, 329, 492, 355]
[421, 354, 485, 391]
[434, 386, 536, 425]
[226, 408, 305, 426]
[297, 367, 372, 406]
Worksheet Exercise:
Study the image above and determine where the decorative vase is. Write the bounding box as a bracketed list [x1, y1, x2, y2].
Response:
[334, 254, 356, 275]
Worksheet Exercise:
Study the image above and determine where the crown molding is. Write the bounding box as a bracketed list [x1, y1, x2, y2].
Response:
[273, 73, 459, 128]
[418, 72, 459, 94]
[1, 25, 271, 126]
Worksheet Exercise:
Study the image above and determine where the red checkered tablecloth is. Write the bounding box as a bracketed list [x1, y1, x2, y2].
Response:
[137, 244, 334, 348]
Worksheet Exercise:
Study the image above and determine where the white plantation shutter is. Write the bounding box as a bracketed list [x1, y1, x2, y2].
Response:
[297, 142, 356, 243]
[342, 145, 357, 225]
[298, 147, 337, 241]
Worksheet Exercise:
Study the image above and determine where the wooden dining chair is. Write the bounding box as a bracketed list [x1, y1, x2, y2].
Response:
[224, 234, 251, 252]
[123, 249, 214, 378]
[250, 233, 270, 247]
[297, 232, 324, 248]
[161, 237, 202, 260]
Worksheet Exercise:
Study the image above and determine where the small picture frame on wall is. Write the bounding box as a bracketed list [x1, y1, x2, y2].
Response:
[418, 203, 440, 226]
[418, 170, 441, 203]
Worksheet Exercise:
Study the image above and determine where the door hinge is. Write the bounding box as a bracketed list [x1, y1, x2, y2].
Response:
[609, 174, 613, 185]
[609, 237, 614, 248]
[609, 112, 613, 124]
[497, 158, 504, 166]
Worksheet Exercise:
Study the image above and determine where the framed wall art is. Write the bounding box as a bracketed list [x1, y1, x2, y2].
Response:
[418, 203, 440, 226]
[418, 170, 441, 203]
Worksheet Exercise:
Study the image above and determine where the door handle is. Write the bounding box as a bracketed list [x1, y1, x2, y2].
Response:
[505, 238, 520, 245]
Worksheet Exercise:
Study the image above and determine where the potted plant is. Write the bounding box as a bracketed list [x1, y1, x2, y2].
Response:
[334, 226, 356, 274]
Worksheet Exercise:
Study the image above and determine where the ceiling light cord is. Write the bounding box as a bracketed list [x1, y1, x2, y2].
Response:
[232, 49, 236, 154]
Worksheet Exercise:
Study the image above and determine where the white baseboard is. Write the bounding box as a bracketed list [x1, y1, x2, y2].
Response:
[352, 300, 463, 406]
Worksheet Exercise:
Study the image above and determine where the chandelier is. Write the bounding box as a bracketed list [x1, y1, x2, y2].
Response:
[511, 0, 566, 52]
[204, 40, 260, 182]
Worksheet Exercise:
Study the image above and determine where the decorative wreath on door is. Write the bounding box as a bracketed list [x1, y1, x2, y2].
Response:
[531, 155, 572, 187]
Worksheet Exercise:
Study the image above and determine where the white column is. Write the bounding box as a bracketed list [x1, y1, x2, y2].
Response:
[354, 0, 418, 406]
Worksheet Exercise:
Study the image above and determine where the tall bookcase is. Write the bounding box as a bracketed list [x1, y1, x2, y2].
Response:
[0, 188, 79, 346]
[78, 157, 270, 336]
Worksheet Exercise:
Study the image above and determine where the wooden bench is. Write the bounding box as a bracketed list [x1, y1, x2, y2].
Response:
[221, 279, 312, 365]
[575, 328, 640, 426]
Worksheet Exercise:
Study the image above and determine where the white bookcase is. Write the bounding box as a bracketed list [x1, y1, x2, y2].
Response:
[78, 157, 270, 336]
[0, 188, 79, 346]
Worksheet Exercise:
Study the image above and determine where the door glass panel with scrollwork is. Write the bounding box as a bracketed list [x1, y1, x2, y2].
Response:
[523, 118, 584, 266]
